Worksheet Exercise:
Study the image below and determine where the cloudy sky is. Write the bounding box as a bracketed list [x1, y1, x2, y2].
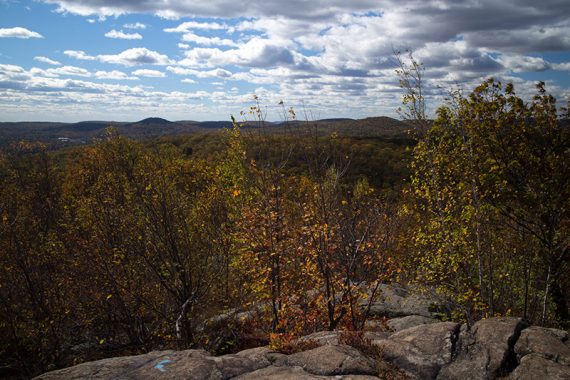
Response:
[1, 0, 569, 122]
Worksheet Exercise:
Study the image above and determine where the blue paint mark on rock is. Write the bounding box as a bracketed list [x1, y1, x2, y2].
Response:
[154, 358, 172, 372]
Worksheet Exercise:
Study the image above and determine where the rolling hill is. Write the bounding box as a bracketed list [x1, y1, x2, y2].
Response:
[0, 116, 414, 147]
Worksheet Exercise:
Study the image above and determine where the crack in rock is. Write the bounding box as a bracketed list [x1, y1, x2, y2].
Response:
[33, 318, 570, 380]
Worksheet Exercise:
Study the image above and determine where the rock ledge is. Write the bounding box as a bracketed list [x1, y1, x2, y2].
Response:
[35, 317, 570, 380]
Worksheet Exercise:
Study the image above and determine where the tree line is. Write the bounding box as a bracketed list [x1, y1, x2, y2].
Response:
[0, 79, 568, 377]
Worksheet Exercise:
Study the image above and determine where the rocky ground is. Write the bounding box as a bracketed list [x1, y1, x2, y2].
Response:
[35, 284, 570, 379]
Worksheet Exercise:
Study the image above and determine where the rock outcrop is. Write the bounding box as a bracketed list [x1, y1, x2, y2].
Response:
[35, 345, 381, 379]
[386, 315, 439, 332]
[36, 317, 570, 379]
[366, 284, 448, 319]
[514, 326, 570, 366]
[436, 317, 526, 379]
[280, 345, 378, 376]
[373, 321, 459, 379]
[509, 326, 570, 380]
[509, 354, 570, 380]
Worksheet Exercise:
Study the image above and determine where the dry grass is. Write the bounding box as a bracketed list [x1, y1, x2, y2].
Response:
[339, 331, 410, 380]
[268, 333, 320, 355]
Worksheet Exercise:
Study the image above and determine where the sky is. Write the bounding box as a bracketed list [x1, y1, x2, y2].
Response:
[0, 0, 569, 122]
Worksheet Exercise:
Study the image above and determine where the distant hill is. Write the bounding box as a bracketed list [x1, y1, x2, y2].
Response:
[118, 118, 205, 139]
[316, 118, 355, 123]
[128, 117, 176, 126]
[53, 121, 119, 135]
[322, 116, 412, 137]
[0, 116, 415, 147]
[195, 121, 234, 129]
[274, 116, 412, 139]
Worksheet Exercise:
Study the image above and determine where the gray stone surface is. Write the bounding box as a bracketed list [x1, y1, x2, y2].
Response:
[387, 315, 438, 332]
[35, 344, 382, 379]
[437, 317, 527, 380]
[35, 350, 203, 379]
[284, 344, 377, 376]
[541, 327, 569, 343]
[210, 347, 278, 378]
[34, 315, 569, 380]
[515, 326, 570, 366]
[373, 321, 460, 379]
[36, 348, 281, 380]
[367, 284, 447, 319]
[364, 319, 389, 331]
[509, 353, 570, 380]
[234, 365, 320, 379]
[235, 365, 383, 379]
[298, 331, 342, 345]
[299, 330, 390, 347]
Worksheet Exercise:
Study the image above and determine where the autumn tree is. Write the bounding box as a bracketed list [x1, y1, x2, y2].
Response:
[0, 142, 71, 374]
[63, 131, 234, 345]
[403, 78, 569, 325]
[230, 101, 303, 333]
[230, 99, 400, 336]
[458, 80, 569, 324]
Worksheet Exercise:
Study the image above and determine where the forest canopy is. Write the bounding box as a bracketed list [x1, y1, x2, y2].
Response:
[0, 79, 568, 378]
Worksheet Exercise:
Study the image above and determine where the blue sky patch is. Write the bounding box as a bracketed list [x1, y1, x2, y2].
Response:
[0, 0, 569, 122]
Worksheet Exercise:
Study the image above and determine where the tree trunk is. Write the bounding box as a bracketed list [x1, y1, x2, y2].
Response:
[176, 298, 192, 342]
[549, 279, 570, 324]
[541, 264, 551, 325]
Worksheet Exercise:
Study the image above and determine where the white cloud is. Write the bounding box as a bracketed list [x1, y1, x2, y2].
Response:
[36, 0, 570, 58]
[65, 48, 172, 66]
[132, 69, 166, 77]
[34, 56, 61, 65]
[3, 59, 564, 123]
[0, 63, 255, 122]
[164, 21, 227, 33]
[64, 50, 96, 60]
[105, 29, 143, 40]
[177, 47, 229, 68]
[0, 27, 43, 39]
[123, 22, 146, 29]
[167, 66, 232, 78]
[39, 0, 382, 20]
[181, 78, 196, 84]
[95, 70, 139, 80]
[181, 32, 238, 47]
[51, 66, 91, 77]
[237, 16, 325, 39]
[495, 54, 550, 73]
[197, 68, 233, 79]
[0, 63, 27, 74]
[98, 48, 172, 66]
[177, 37, 296, 68]
[166, 66, 195, 75]
[30, 65, 92, 77]
[4, 0, 570, 121]
[552, 62, 570, 71]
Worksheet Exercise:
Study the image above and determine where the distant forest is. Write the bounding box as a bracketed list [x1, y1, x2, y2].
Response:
[0, 78, 568, 378]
